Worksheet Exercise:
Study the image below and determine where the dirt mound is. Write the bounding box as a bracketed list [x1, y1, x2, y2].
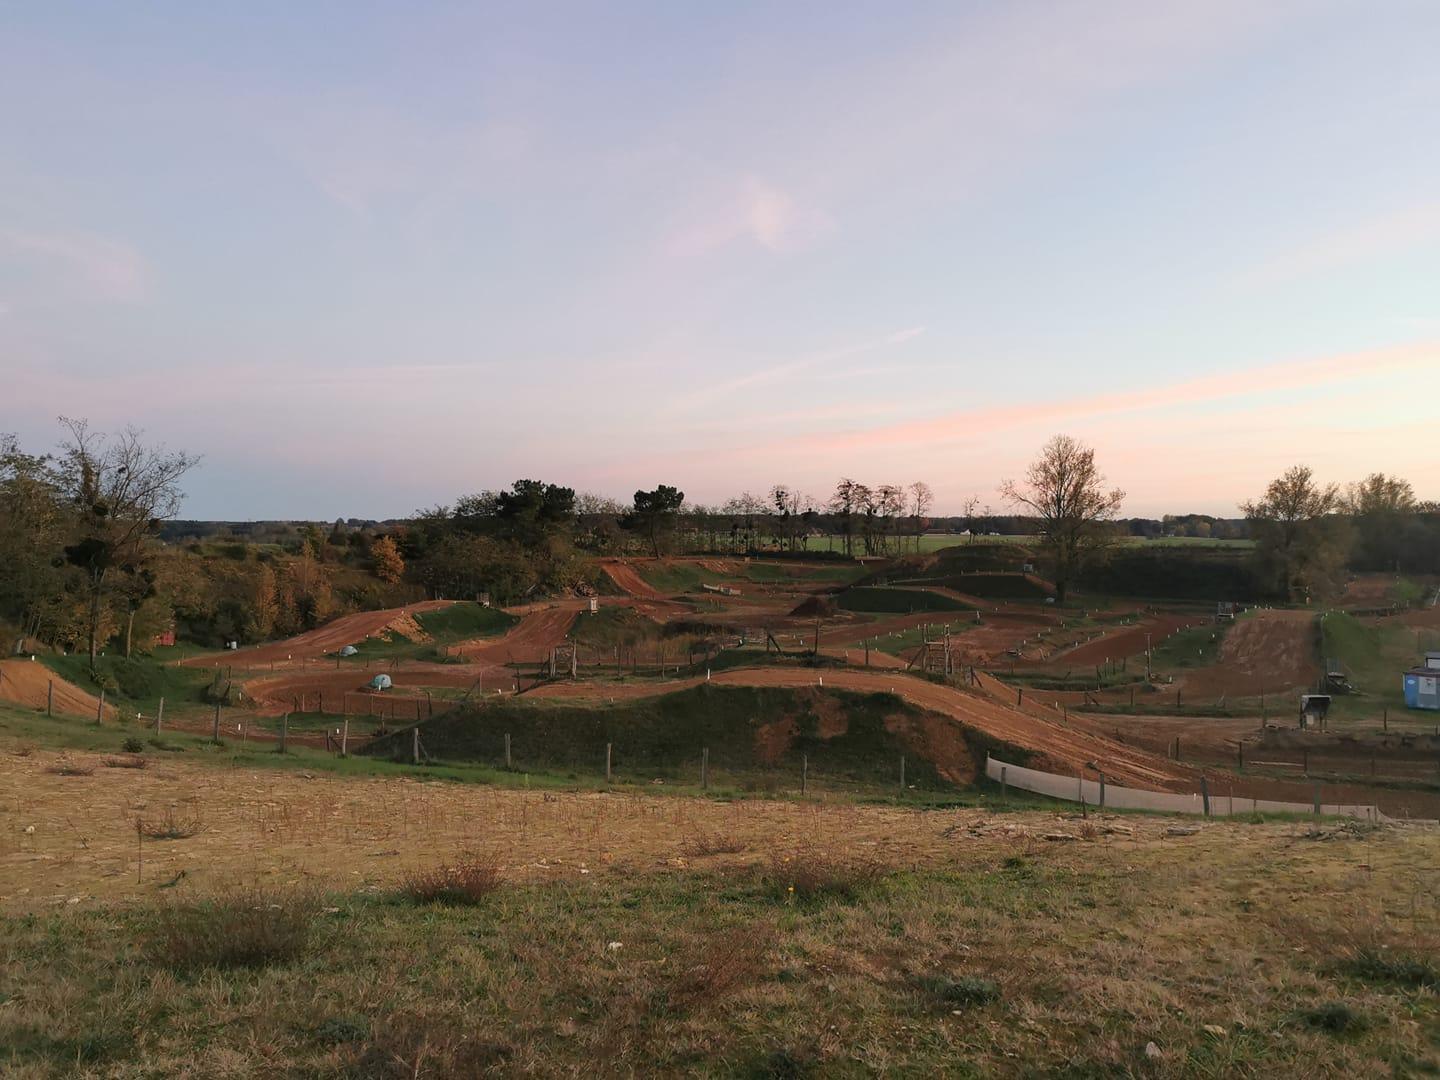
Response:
[182, 600, 456, 666]
[790, 595, 838, 618]
[1179, 609, 1320, 698]
[599, 560, 664, 598]
[0, 659, 119, 722]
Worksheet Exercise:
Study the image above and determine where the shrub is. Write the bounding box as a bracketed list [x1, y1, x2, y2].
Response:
[1295, 1001, 1367, 1034]
[147, 886, 318, 971]
[764, 850, 882, 904]
[681, 831, 747, 857]
[1343, 948, 1438, 990]
[121, 737, 145, 754]
[667, 926, 774, 1009]
[137, 806, 205, 840]
[913, 974, 1001, 1009]
[400, 854, 503, 905]
[104, 755, 147, 769]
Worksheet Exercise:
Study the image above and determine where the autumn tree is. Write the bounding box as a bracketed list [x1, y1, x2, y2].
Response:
[370, 534, 405, 583]
[1343, 472, 1417, 572]
[54, 418, 199, 667]
[1244, 465, 1346, 601]
[1000, 435, 1124, 604]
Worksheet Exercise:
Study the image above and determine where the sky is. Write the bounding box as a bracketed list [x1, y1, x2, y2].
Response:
[2, 1, 1439, 520]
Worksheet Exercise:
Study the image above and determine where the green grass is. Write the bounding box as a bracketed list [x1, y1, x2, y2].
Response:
[742, 560, 866, 585]
[1321, 611, 1440, 722]
[347, 602, 517, 661]
[1148, 620, 1233, 672]
[36, 653, 217, 717]
[636, 562, 725, 594]
[570, 606, 662, 648]
[837, 586, 975, 614]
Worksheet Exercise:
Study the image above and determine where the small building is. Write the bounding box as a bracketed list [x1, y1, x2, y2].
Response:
[1403, 654, 1440, 711]
[1299, 694, 1331, 729]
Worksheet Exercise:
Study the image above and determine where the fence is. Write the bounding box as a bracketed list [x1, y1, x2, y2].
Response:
[985, 755, 1384, 821]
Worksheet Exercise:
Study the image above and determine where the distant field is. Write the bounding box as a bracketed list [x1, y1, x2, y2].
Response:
[809, 533, 1253, 555]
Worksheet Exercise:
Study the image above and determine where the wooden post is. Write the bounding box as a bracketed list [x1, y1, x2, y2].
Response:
[412, 727, 420, 765]
[212, 701, 221, 741]
[1237, 743, 1244, 771]
[1130, 686, 1135, 708]
[1383, 707, 1388, 732]
[701, 747, 709, 791]
[1000, 765, 1007, 805]
[801, 753, 808, 795]
[1016, 688, 1023, 706]
[1303, 748, 1309, 775]
[341, 716, 349, 757]
[279, 712, 289, 753]
[1200, 775, 1211, 817]
[864, 640, 870, 667]
[156, 696, 164, 734]
[899, 755, 906, 796]
[425, 690, 433, 717]
[1313, 782, 1321, 816]
[606, 742, 612, 782]
[505, 733, 512, 769]
[96, 688, 106, 725]
[1098, 771, 1105, 808]
[46, 680, 53, 717]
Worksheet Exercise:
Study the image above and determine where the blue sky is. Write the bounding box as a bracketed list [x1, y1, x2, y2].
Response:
[3, 1, 1438, 518]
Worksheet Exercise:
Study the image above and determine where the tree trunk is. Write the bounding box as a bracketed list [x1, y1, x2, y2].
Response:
[87, 576, 103, 669]
[124, 607, 136, 659]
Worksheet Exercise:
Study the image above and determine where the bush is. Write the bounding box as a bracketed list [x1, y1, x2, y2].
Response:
[147, 886, 318, 971]
[681, 831, 747, 857]
[400, 854, 503, 905]
[914, 974, 1000, 1009]
[1343, 948, 1438, 989]
[764, 850, 882, 904]
[121, 737, 145, 753]
[1295, 1001, 1367, 1034]
[136, 806, 205, 840]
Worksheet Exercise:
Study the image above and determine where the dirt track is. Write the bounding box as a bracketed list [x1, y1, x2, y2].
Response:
[1046, 614, 1195, 668]
[1180, 609, 1320, 698]
[182, 600, 457, 667]
[0, 659, 118, 722]
[600, 560, 664, 598]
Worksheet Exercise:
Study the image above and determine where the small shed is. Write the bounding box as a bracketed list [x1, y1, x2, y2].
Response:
[1299, 694, 1331, 729]
[369, 673, 393, 691]
[1403, 666, 1440, 711]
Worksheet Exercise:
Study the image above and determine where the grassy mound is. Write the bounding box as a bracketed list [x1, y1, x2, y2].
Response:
[838, 587, 974, 613]
[364, 684, 1022, 789]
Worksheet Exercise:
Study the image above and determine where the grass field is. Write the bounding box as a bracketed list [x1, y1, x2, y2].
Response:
[808, 534, 1254, 555]
[2, 705, 1436, 1076]
[1322, 611, 1440, 723]
[37, 652, 217, 717]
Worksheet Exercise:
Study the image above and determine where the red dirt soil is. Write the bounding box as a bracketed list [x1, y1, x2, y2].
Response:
[1179, 609, 1320, 698]
[182, 600, 457, 667]
[0, 659, 120, 722]
[600, 560, 665, 598]
[1046, 614, 1195, 668]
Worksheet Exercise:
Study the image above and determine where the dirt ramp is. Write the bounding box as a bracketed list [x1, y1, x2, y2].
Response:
[183, 600, 457, 667]
[0, 659, 118, 721]
[1180, 609, 1320, 697]
[600, 561, 664, 598]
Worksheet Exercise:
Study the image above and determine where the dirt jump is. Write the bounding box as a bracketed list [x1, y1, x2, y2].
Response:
[1179, 609, 1320, 698]
[181, 600, 457, 667]
[1045, 613, 1195, 668]
[599, 560, 664, 598]
[0, 659, 119, 722]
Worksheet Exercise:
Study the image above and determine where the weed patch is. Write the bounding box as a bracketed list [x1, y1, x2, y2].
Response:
[136, 806, 205, 840]
[146, 886, 318, 971]
[763, 849, 883, 904]
[400, 853, 503, 905]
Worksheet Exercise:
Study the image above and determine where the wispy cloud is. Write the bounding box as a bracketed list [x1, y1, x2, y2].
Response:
[3, 230, 148, 302]
[1236, 202, 1440, 287]
[665, 176, 833, 257]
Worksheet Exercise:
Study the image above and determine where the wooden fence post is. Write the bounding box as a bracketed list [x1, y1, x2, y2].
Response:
[412, 727, 420, 765]
[156, 696, 164, 734]
[279, 712, 288, 754]
[96, 688, 106, 725]
[1200, 776, 1211, 817]
[505, 733, 512, 769]
[341, 716, 349, 757]
[212, 701, 221, 742]
[606, 742, 612, 782]
[701, 747, 709, 791]
[899, 755, 906, 796]
[47, 680, 53, 717]
[801, 753, 808, 795]
[1000, 765, 1007, 805]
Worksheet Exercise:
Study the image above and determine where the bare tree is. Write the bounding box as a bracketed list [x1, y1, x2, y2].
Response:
[877, 484, 906, 554]
[908, 481, 933, 553]
[55, 418, 199, 667]
[1243, 465, 1344, 601]
[1000, 435, 1124, 604]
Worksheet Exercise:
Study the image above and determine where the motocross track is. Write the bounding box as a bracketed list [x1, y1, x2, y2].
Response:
[181, 600, 457, 667]
[599, 560, 664, 598]
[1044, 614, 1195, 668]
[1178, 609, 1320, 698]
[0, 659, 119, 722]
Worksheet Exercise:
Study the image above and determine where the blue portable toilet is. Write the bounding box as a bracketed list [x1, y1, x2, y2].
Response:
[1403, 653, 1440, 710]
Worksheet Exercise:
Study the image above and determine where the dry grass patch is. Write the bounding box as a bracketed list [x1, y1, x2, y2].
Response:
[146, 885, 319, 972]
[764, 848, 885, 903]
[680, 830, 747, 857]
[45, 761, 94, 776]
[102, 754, 147, 769]
[136, 806, 205, 840]
[400, 853, 503, 905]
